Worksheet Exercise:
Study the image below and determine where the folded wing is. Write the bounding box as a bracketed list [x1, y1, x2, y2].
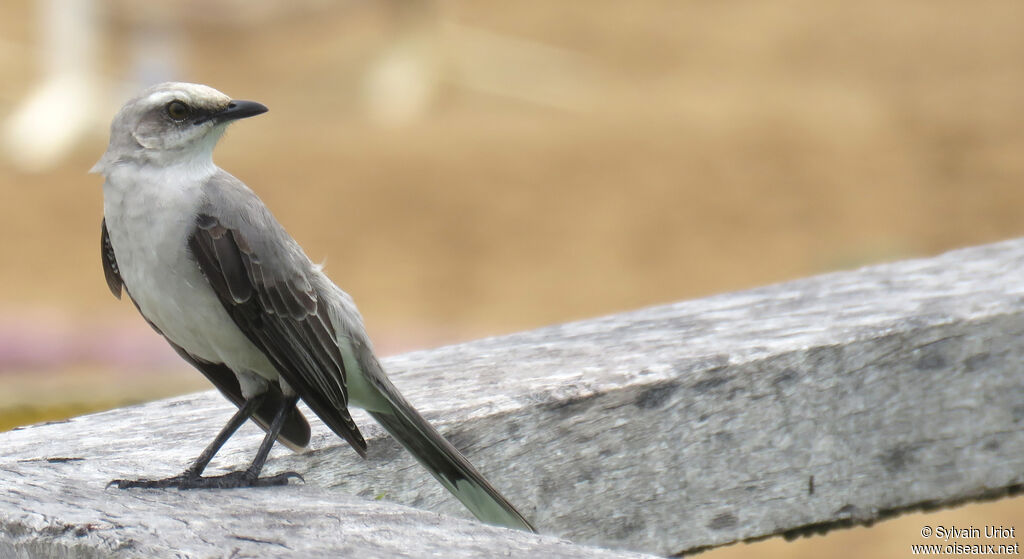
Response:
[186, 210, 367, 456]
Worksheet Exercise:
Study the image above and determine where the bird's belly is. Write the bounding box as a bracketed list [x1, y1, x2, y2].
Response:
[105, 199, 278, 381]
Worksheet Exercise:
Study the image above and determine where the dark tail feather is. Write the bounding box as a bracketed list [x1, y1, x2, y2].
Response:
[367, 389, 536, 532]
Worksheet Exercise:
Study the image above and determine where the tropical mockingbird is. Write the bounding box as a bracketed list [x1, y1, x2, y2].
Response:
[94, 82, 535, 532]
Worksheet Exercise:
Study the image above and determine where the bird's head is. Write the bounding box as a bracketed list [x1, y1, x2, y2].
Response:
[92, 82, 267, 174]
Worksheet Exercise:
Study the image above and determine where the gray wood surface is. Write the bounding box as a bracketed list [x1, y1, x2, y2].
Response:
[3, 238, 1024, 557]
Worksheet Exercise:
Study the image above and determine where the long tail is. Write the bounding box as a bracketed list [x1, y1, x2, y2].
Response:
[365, 376, 536, 532]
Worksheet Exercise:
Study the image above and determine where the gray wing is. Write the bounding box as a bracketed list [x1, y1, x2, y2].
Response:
[186, 176, 367, 456]
[101, 219, 311, 449]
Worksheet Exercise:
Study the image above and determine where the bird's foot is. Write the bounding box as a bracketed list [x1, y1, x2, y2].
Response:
[176, 470, 303, 489]
[108, 475, 189, 489]
[109, 470, 303, 490]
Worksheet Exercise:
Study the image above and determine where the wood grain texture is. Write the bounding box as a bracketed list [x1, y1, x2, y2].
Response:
[3, 238, 1024, 557]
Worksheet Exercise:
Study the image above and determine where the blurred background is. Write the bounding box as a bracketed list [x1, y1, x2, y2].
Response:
[1, 0, 1022, 555]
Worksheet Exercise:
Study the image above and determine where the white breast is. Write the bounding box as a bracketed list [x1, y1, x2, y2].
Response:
[102, 163, 279, 386]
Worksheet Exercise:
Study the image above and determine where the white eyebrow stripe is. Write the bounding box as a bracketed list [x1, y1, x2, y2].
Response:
[144, 90, 179, 106]
[143, 86, 231, 112]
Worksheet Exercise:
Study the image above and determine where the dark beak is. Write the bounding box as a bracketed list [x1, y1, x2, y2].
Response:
[214, 100, 268, 123]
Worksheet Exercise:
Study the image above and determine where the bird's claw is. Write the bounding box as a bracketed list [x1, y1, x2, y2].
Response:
[109, 470, 303, 490]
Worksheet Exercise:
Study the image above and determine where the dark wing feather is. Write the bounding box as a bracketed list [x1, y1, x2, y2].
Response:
[101, 217, 310, 449]
[188, 213, 367, 456]
[101, 219, 123, 299]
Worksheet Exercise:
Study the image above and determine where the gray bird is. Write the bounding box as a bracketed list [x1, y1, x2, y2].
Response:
[94, 82, 535, 533]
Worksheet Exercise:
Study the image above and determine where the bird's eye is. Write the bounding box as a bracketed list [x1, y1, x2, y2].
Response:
[166, 100, 191, 121]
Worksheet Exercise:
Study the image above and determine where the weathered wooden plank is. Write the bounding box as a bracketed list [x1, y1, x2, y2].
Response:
[0, 392, 654, 559]
[2, 238, 1024, 557]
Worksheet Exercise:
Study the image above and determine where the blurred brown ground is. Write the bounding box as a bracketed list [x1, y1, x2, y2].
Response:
[1, 0, 1022, 556]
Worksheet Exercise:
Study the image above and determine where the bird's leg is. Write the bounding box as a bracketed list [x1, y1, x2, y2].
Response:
[172, 392, 302, 489]
[184, 393, 267, 478]
[109, 393, 301, 489]
[235, 393, 302, 482]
